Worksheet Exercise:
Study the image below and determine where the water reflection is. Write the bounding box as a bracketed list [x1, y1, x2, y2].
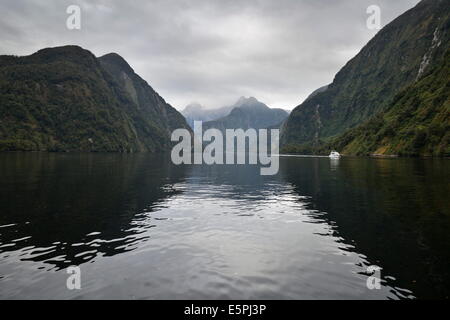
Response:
[329, 158, 339, 171]
[280, 156, 450, 299]
[0, 154, 449, 299]
[0, 153, 187, 270]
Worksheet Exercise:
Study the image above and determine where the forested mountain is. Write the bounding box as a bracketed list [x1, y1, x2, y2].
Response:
[329, 49, 449, 157]
[281, 0, 450, 157]
[0, 46, 189, 152]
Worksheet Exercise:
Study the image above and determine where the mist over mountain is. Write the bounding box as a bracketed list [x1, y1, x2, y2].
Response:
[181, 103, 234, 128]
[0, 46, 190, 152]
[203, 96, 289, 132]
[281, 0, 450, 157]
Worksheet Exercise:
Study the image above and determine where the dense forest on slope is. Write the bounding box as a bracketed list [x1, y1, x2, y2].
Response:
[0, 46, 189, 152]
[283, 49, 450, 157]
[329, 50, 450, 157]
[281, 0, 450, 157]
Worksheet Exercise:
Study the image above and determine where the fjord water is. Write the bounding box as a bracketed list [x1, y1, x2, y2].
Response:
[0, 154, 449, 299]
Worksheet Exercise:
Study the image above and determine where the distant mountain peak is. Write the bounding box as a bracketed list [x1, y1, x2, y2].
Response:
[235, 96, 259, 106]
[181, 103, 234, 128]
[232, 96, 269, 112]
[203, 97, 289, 132]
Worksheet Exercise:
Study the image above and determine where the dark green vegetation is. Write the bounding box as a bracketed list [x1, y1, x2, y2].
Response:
[281, 0, 450, 157]
[0, 46, 189, 152]
[330, 50, 450, 157]
[203, 96, 289, 132]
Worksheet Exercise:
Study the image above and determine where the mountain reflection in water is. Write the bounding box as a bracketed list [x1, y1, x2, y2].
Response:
[0, 153, 448, 299]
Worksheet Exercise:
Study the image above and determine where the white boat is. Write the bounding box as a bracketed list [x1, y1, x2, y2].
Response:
[329, 151, 341, 159]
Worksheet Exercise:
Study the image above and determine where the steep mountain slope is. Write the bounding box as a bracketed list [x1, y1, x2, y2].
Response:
[0, 46, 189, 152]
[98, 53, 189, 139]
[203, 97, 289, 131]
[304, 85, 329, 102]
[181, 103, 234, 128]
[281, 0, 450, 152]
[330, 49, 450, 157]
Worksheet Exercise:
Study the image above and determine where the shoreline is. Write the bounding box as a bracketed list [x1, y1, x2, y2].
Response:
[0, 150, 448, 160]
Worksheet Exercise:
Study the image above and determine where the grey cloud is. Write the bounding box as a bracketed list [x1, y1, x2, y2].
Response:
[0, 0, 420, 109]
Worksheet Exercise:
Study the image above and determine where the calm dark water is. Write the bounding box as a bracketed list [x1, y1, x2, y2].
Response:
[0, 153, 449, 299]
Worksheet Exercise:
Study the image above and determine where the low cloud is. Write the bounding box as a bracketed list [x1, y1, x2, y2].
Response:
[0, 0, 420, 109]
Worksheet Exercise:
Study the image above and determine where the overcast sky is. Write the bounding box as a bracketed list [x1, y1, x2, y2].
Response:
[0, 0, 420, 110]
